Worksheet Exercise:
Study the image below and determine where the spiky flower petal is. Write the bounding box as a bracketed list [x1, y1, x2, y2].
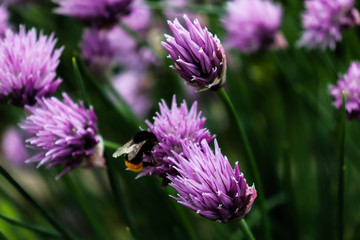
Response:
[0, 26, 63, 106]
[330, 62, 360, 119]
[162, 14, 226, 91]
[168, 139, 256, 222]
[138, 96, 214, 186]
[224, 0, 286, 53]
[298, 0, 360, 50]
[20, 93, 104, 179]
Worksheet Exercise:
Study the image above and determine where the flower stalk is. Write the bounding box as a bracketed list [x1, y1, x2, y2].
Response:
[217, 88, 271, 239]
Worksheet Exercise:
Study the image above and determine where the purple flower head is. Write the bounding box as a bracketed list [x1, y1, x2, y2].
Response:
[19, 93, 104, 179]
[53, 0, 133, 27]
[329, 62, 360, 120]
[162, 14, 226, 91]
[81, 28, 115, 74]
[81, 1, 153, 73]
[298, 0, 360, 50]
[1, 126, 29, 167]
[0, 26, 63, 107]
[138, 96, 214, 186]
[168, 139, 257, 222]
[224, 0, 286, 53]
[112, 70, 152, 118]
[0, 6, 10, 38]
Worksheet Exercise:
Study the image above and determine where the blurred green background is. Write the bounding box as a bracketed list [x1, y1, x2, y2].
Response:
[1, 0, 360, 239]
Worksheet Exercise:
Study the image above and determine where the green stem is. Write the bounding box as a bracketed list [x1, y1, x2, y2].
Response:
[62, 175, 108, 240]
[76, 56, 140, 132]
[0, 166, 74, 240]
[0, 214, 61, 239]
[0, 231, 9, 240]
[337, 92, 346, 240]
[105, 155, 138, 240]
[239, 219, 256, 240]
[104, 140, 121, 150]
[72, 57, 90, 107]
[217, 88, 271, 240]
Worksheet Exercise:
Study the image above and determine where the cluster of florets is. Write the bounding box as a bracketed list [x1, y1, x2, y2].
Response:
[130, 96, 257, 222]
[298, 0, 360, 50]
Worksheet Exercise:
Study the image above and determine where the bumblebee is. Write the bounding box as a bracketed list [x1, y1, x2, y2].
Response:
[112, 131, 158, 172]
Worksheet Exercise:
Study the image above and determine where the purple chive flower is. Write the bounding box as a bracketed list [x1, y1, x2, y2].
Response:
[138, 96, 214, 186]
[0, 6, 10, 38]
[224, 0, 286, 53]
[298, 0, 360, 50]
[112, 70, 152, 118]
[1, 126, 29, 167]
[162, 14, 226, 91]
[53, 0, 133, 27]
[0, 26, 63, 107]
[168, 139, 257, 222]
[19, 93, 104, 179]
[329, 62, 360, 119]
[81, 1, 153, 73]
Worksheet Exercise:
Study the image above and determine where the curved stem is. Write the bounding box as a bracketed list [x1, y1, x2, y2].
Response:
[217, 88, 271, 240]
[0, 166, 74, 240]
[239, 219, 256, 240]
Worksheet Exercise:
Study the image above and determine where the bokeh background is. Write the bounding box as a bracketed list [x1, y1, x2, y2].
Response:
[1, 0, 360, 239]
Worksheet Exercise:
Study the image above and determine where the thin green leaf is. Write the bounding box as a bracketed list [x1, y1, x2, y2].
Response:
[0, 214, 61, 239]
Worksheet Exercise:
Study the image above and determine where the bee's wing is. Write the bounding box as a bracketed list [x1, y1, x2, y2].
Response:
[112, 140, 135, 158]
[126, 140, 147, 161]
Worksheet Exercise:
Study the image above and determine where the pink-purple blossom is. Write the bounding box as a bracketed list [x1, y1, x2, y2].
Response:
[162, 14, 226, 91]
[0, 5, 10, 38]
[1, 126, 29, 167]
[330, 62, 360, 119]
[224, 0, 286, 53]
[138, 96, 214, 186]
[0, 26, 63, 106]
[53, 0, 133, 27]
[20, 93, 104, 179]
[298, 0, 360, 50]
[168, 139, 257, 222]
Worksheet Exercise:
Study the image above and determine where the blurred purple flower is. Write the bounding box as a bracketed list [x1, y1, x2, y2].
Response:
[1, 126, 29, 167]
[0, 5, 10, 38]
[0, 26, 63, 107]
[162, 14, 226, 91]
[330, 62, 360, 119]
[224, 0, 286, 53]
[138, 96, 214, 186]
[81, 0, 153, 73]
[168, 139, 257, 222]
[298, 0, 360, 50]
[53, 0, 133, 26]
[20, 93, 104, 179]
[112, 70, 152, 118]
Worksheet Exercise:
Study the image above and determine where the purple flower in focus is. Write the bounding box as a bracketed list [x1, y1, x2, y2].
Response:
[1, 126, 29, 167]
[138, 96, 214, 186]
[168, 139, 257, 222]
[298, 0, 360, 50]
[0, 6, 10, 38]
[53, 0, 133, 27]
[224, 0, 286, 53]
[113, 70, 152, 118]
[0, 26, 63, 106]
[20, 93, 104, 179]
[162, 14, 226, 91]
[330, 62, 360, 119]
